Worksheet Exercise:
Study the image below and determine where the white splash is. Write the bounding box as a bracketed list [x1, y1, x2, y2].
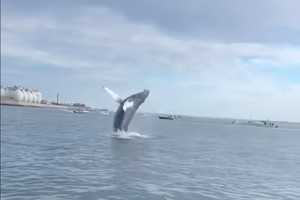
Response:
[112, 131, 149, 139]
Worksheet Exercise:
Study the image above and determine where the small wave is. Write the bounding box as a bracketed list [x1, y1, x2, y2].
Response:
[112, 131, 149, 139]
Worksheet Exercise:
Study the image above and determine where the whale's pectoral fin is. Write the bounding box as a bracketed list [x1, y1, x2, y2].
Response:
[103, 86, 123, 103]
[123, 100, 134, 111]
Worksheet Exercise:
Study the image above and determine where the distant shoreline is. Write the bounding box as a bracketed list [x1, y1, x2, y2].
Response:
[1, 99, 70, 110]
[2, 101, 299, 125]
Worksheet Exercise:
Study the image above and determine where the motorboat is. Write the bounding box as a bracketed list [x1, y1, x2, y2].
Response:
[73, 109, 89, 114]
[158, 114, 175, 120]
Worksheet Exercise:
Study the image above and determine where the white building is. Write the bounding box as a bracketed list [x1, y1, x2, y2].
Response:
[0, 86, 42, 104]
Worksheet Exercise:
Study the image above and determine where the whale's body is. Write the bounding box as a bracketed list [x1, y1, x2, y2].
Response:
[104, 87, 149, 132]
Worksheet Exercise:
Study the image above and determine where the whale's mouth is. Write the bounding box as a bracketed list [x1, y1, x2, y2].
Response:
[143, 89, 150, 98]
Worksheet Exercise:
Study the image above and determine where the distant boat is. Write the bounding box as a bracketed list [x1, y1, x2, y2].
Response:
[99, 109, 110, 115]
[73, 109, 89, 114]
[248, 120, 279, 128]
[232, 119, 278, 128]
[158, 115, 175, 120]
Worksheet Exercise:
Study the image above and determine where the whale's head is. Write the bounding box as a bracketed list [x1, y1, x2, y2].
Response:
[142, 89, 150, 99]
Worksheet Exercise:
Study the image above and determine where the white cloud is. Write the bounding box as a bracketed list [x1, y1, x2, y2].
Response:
[1, 4, 300, 121]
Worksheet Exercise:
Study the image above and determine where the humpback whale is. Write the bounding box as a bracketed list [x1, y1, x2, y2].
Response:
[103, 87, 150, 132]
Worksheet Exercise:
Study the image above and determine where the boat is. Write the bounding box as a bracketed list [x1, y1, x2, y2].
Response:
[99, 109, 110, 115]
[73, 109, 89, 114]
[158, 115, 175, 120]
[248, 120, 278, 128]
[232, 119, 279, 128]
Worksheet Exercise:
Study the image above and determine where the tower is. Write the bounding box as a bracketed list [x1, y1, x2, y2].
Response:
[56, 93, 60, 105]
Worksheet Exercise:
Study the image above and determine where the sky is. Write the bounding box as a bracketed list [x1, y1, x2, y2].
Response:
[1, 0, 300, 122]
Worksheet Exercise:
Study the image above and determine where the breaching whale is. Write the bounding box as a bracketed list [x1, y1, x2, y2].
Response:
[103, 87, 150, 132]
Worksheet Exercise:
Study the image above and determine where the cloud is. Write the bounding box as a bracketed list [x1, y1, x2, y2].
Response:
[1, 1, 300, 121]
[97, 0, 300, 44]
[3, 6, 299, 70]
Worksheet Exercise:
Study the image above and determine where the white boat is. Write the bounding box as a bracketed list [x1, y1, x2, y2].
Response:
[99, 109, 110, 115]
[158, 114, 175, 120]
[73, 109, 89, 114]
[232, 120, 278, 128]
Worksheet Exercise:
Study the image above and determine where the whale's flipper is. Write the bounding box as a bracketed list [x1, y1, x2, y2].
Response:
[112, 89, 150, 132]
[103, 87, 123, 103]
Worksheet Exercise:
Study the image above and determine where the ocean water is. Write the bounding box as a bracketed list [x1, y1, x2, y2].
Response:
[1, 106, 300, 200]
